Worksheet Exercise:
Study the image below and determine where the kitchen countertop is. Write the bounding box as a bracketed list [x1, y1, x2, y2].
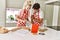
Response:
[56, 31, 60, 40]
[0, 27, 59, 40]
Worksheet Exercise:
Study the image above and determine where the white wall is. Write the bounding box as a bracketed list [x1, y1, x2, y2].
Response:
[58, 7, 60, 26]
[6, 0, 34, 9]
[0, 0, 6, 26]
[52, 5, 59, 26]
[6, 0, 25, 8]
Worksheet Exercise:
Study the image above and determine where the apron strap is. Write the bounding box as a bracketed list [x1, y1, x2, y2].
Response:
[38, 9, 40, 18]
[33, 9, 40, 18]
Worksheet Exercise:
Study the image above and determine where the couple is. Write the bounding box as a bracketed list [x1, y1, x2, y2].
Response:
[16, 0, 44, 28]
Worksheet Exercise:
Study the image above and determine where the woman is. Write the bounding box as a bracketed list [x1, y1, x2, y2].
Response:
[16, 0, 32, 28]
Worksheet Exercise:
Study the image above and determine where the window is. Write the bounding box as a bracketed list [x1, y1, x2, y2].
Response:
[6, 8, 21, 22]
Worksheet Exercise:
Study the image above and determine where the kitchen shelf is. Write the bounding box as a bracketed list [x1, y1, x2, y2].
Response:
[45, 0, 60, 6]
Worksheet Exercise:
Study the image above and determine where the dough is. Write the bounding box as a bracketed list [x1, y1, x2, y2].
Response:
[0, 26, 9, 34]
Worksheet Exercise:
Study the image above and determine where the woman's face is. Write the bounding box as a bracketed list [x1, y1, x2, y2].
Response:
[26, 5, 31, 10]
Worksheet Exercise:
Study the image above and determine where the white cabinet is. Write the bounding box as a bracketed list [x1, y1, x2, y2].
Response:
[45, 0, 60, 30]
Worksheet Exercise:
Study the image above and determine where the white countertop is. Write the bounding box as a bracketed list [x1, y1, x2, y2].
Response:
[56, 31, 60, 40]
[0, 27, 59, 40]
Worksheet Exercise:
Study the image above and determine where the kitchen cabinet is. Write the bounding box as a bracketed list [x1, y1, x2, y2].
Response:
[45, 0, 60, 30]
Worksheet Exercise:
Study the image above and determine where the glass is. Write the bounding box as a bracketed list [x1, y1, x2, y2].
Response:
[39, 20, 47, 32]
[40, 20, 47, 29]
[43, 20, 47, 28]
[26, 21, 32, 29]
[31, 23, 39, 34]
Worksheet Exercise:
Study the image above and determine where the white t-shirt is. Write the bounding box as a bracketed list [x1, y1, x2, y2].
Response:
[35, 10, 44, 18]
[28, 9, 44, 22]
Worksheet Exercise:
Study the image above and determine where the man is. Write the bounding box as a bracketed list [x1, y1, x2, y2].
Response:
[31, 3, 44, 26]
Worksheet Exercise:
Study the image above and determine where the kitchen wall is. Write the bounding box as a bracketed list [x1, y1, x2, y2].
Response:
[58, 7, 60, 26]
[6, 0, 34, 9]
[6, 0, 47, 10]
[0, 0, 6, 27]
[57, 6, 60, 30]
[45, 5, 54, 26]
[6, 0, 25, 9]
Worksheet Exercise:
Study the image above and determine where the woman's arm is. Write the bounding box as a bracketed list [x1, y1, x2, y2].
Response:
[10, 27, 21, 32]
[15, 15, 21, 21]
[31, 15, 34, 23]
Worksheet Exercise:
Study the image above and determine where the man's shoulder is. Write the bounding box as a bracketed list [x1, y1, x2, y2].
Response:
[39, 10, 44, 15]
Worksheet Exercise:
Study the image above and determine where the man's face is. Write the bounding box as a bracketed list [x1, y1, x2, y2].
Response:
[33, 9, 39, 13]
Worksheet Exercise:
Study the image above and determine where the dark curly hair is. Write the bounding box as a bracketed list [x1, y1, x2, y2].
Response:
[32, 3, 40, 9]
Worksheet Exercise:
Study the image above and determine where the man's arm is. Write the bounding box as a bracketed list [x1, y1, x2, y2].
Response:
[38, 18, 43, 24]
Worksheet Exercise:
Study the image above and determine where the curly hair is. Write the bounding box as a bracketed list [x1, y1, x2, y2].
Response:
[32, 3, 40, 9]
